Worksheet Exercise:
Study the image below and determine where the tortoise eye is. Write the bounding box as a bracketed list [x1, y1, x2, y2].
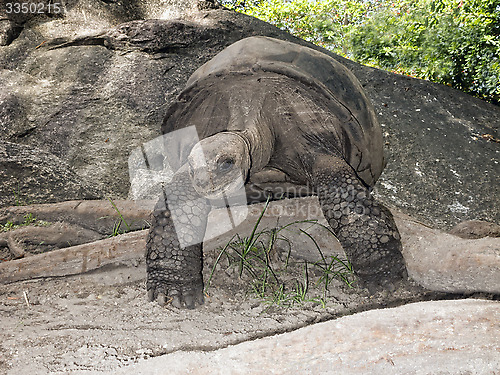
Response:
[218, 158, 234, 172]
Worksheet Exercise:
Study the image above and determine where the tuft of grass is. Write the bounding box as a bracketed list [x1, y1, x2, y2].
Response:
[206, 199, 354, 308]
[0, 214, 51, 232]
[106, 197, 132, 237]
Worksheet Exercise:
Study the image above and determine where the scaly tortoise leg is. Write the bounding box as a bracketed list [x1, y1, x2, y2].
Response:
[146, 165, 211, 309]
[310, 155, 407, 291]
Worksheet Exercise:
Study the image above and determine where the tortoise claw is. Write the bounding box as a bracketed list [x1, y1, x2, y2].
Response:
[157, 293, 168, 307]
[171, 295, 182, 309]
[146, 276, 205, 309]
[147, 289, 155, 302]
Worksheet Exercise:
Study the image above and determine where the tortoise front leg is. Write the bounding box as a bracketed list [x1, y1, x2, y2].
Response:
[310, 156, 407, 291]
[146, 166, 211, 309]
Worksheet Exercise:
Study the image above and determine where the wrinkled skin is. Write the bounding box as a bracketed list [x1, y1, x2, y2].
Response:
[187, 133, 250, 199]
[311, 155, 407, 291]
[146, 165, 210, 309]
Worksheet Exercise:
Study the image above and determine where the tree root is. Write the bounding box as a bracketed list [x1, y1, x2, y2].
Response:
[0, 222, 104, 261]
[0, 199, 154, 236]
[0, 230, 148, 283]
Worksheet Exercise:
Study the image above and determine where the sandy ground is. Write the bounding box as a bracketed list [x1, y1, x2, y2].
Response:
[1, 246, 451, 374]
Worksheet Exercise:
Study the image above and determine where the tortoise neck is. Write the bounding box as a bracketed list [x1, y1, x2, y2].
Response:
[234, 123, 274, 174]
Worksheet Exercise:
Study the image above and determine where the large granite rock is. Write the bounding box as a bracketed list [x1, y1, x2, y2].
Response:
[0, 0, 498, 229]
[0, 0, 287, 199]
[0, 141, 101, 207]
[117, 299, 500, 374]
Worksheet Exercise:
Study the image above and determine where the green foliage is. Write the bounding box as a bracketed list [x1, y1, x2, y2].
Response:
[348, 0, 500, 103]
[224, 0, 379, 53]
[223, 0, 500, 104]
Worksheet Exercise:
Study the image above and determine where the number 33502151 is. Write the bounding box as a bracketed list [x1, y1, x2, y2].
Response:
[5, 2, 62, 14]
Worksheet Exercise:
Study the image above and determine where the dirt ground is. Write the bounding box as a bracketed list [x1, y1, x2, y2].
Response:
[0, 245, 458, 375]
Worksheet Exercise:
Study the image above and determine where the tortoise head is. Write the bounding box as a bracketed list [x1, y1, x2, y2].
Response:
[187, 132, 251, 199]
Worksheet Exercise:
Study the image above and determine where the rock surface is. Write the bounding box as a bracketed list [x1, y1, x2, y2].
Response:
[0, 141, 102, 207]
[397, 214, 500, 294]
[449, 220, 500, 239]
[116, 299, 500, 375]
[0, 0, 286, 199]
[0, 0, 498, 229]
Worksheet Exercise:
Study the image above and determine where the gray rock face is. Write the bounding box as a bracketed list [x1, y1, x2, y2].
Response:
[0, 0, 498, 229]
[117, 299, 500, 374]
[0, 0, 201, 46]
[359, 69, 500, 230]
[0, 1, 287, 202]
[0, 141, 101, 207]
[0, 25, 173, 198]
